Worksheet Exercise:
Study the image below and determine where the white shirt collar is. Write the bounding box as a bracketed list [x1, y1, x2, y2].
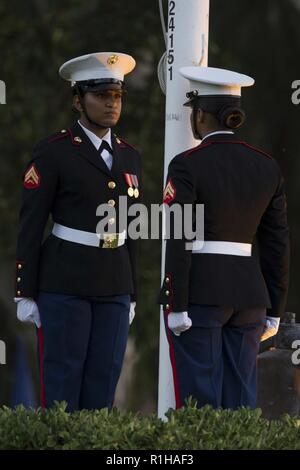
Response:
[78, 120, 112, 151]
[201, 130, 234, 142]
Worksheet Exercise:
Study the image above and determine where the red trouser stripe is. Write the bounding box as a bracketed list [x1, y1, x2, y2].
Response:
[164, 310, 182, 409]
[37, 327, 46, 408]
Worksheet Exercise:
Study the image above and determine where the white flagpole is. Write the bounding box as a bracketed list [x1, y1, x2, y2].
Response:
[158, 0, 210, 418]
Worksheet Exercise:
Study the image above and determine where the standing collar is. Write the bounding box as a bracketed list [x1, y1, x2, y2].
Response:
[78, 120, 111, 151]
[201, 130, 234, 142]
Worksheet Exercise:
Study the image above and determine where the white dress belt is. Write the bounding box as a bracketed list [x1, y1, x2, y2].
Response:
[192, 240, 252, 256]
[52, 223, 126, 248]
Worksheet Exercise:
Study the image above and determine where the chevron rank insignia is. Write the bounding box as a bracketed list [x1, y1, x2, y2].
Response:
[23, 163, 41, 189]
[163, 179, 176, 204]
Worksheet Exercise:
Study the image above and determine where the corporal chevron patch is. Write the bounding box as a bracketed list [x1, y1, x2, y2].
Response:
[23, 163, 41, 189]
[163, 179, 176, 204]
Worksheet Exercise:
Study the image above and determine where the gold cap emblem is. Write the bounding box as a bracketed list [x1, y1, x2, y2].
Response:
[107, 54, 119, 65]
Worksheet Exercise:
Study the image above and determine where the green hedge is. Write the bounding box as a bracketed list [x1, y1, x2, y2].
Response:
[0, 401, 299, 450]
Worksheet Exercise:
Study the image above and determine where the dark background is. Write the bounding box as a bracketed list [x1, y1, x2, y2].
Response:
[0, 0, 299, 412]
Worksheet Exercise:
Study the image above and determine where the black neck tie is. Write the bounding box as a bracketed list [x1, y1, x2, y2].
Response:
[99, 140, 113, 155]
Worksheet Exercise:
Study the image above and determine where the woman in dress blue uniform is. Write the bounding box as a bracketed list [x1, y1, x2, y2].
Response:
[159, 66, 290, 410]
[15, 52, 142, 411]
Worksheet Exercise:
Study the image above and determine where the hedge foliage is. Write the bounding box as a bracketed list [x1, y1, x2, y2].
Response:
[0, 401, 299, 450]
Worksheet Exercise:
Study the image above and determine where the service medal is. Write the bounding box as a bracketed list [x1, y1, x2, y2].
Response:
[128, 187, 134, 197]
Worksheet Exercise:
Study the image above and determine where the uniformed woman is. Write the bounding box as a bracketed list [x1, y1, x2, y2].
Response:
[15, 52, 142, 411]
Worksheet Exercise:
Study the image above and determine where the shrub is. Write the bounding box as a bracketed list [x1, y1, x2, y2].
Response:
[0, 400, 299, 450]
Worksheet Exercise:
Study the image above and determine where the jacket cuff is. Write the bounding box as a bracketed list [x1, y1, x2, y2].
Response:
[15, 261, 37, 299]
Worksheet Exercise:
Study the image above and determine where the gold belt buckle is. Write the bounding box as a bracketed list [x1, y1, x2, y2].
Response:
[102, 233, 119, 249]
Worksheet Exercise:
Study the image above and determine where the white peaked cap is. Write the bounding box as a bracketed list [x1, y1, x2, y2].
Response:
[59, 52, 136, 83]
[179, 66, 255, 97]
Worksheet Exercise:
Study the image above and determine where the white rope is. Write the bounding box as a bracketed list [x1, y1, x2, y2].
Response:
[158, 0, 167, 47]
[157, 52, 167, 95]
[157, 0, 167, 95]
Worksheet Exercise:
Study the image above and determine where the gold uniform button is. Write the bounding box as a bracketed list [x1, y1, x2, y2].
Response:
[165, 290, 170, 296]
[17, 291, 21, 296]
[17, 264, 22, 269]
[166, 304, 170, 310]
[17, 277, 21, 282]
[108, 199, 116, 207]
[108, 181, 116, 189]
[108, 218, 115, 225]
[165, 277, 170, 283]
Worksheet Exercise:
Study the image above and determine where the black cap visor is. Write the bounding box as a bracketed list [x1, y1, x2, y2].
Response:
[184, 94, 241, 111]
[74, 78, 124, 94]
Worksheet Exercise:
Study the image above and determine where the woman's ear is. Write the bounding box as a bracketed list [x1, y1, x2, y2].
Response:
[72, 95, 82, 112]
[197, 108, 205, 124]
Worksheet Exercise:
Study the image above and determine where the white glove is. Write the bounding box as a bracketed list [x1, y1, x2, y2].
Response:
[14, 297, 41, 328]
[260, 316, 280, 342]
[167, 311, 192, 336]
[129, 301, 136, 325]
